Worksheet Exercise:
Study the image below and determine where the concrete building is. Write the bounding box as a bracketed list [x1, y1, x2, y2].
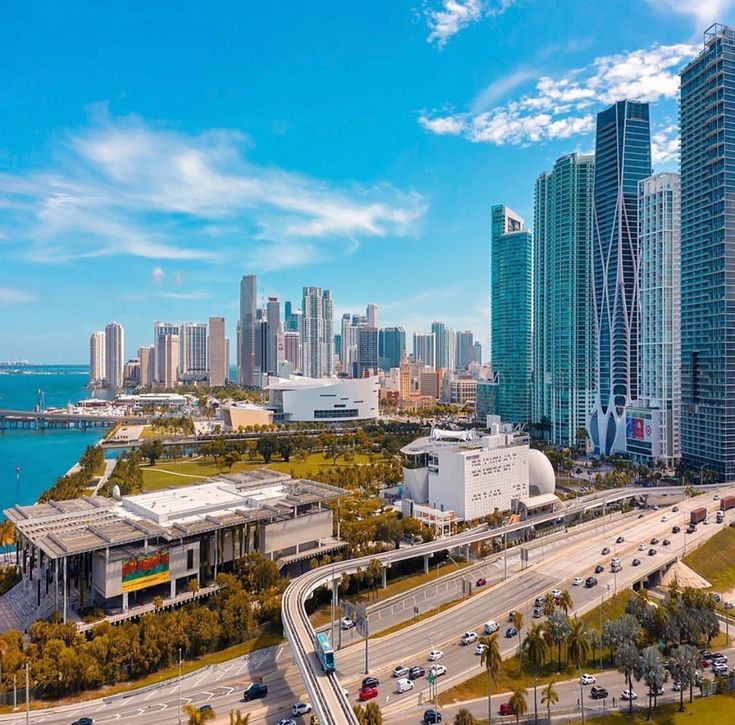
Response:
[301, 287, 334, 378]
[163, 334, 179, 389]
[472, 341, 482, 365]
[153, 322, 179, 384]
[413, 332, 435, 369]
[138, 346, 154, 388]
[221, 402, 274, 429]
[588, 101, 652, 456]
[533, 152, 596, 447]
[104, 321, 124, 389]
[455, 331, 474, 372]
[4, 470, 346, 620]
[239, 275, 257, 386]
[123, 358, 140, 384]
[366, 303, 378, 329]
[179, 323, 208, 380]
[266, 297, 282, 375]
[419, 369, 443, 399]
[432, 321, 452, 371]
[283, 331, 301, 373]
[207, 317, 228, 387]
[89, 331, 105, 384]
[357, 326, 379, 377]
[448, 375, 477, 406]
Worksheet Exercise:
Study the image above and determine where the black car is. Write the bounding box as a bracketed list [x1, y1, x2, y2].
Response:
[662, 539, 671, 546]
[423, 710, 443, 724]
[601, 547, 610, 555]
[590, 686, 608, 700]
[72, 719, 94, 725]
[594, 564, 604, 574]
[362, 676, 380, 689]
[616, 536, 625, 544]
[632, 558, 641, 566]
[585, 576, 598, 588]
[409, 666, 426, 680]
[243, 682, 268, 701]
[649, 548, 657, 556]
[199, 705, 213, 716]
[532, 607, 543, 618]
[672, 526, 681, 533]
[650, 537, 659, 545]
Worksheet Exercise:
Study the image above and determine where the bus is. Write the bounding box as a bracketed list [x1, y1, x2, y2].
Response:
[314, 631, 335, 673]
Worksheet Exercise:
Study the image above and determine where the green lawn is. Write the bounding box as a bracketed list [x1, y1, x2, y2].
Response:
[683, 526, 735, 593]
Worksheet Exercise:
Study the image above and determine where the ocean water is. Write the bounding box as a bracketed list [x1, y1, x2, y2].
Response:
[0, 365, 105, 512]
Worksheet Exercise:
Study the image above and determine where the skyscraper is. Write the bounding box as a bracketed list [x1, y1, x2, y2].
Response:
[266, 297, 282, 375]
[431, 322, 450, 370]
[413, 332, 435, 368]
[379, 327, 406, 370]
[679, 25, 735, 478]
[138, 345, 154, 388]
[104, 321, 124, 389]
[587, 100, 651, 456]
[239, 275, 257, 386]
[490, 204, 533, 425]
[207, 317, 228, 387]
[472, 341, 482, 365]
[283, 331, 301, 372]
[455, 331, 474, 371]
[357, 326, 378, 376]
[301, 286, 334, 378]
[366, 303, 378, 329]
[153, 322, 179, 383]
[163, 334, 179, 388]
[533, 152, 596, 447]
[89, 331, 105, 384]
[179, 323, 208, 378]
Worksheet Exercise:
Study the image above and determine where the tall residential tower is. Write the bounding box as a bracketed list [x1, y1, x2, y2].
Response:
[104, 321, 124, 389]
[239, 275, 257, 386]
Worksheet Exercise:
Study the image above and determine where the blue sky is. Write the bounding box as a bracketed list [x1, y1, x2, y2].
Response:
[1, 0, 733, 362]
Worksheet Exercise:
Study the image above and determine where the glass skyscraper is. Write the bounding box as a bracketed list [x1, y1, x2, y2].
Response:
[679, 25, 735, 479]
[588, 100, 652, 456]
[533, 153, 596, 448]
[379, 326, 406, 370]
[490, 204, 533, 426]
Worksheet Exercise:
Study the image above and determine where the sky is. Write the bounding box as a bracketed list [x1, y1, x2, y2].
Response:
[1, 0, 735, 363]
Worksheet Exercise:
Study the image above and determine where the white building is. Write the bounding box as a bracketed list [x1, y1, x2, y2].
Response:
[301, 287, 334, 378]
[179, 323, 208, 379]
[89, 331, 106, 384]
[163, 334, 179, 389]
[268, 375, 378, 422]
[413, 332, 435, 369]
[104, 321, 124, 389]
[153, 321, 179, 384]
[400, 424, 557, 522]
[207, 317, 228, 387]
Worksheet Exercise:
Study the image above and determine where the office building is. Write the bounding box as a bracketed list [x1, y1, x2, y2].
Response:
[266, 297, 282, 375]
[284, 300, 299, 332]
[340, 313, 358, 374]
[366, 303, 378, 329]
[207, 317, 228, 387]
[448, 375, 477, 406]
[472, 341, 482, 365]
[283, 331, 301, 372]
[239, 275, 257, 386]
[163, 334, 179, 389]
[588, 101, 651, 456]
[179, 323, 208, 379]
[138, 345, 154, 388]
[431, 321, 452, 371]
[533, 152, 596, 447]
[455, 331, 474, 371]
[89, 331, 106, 384]
[123, 358, 140, 383]
[419, 368, 443, 398]
[413, 332, 435, 369]
[153, 322, 179, 384]
[357, 326, 379, 376]
[379, 327, 406, 371]
[104, 321, 124, 389]
[490, 205, 533, 425]
[679, 25, 735, 478]
[301, 286, 334, 378]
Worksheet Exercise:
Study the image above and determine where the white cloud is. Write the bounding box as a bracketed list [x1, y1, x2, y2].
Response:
[651, 124, 680, 164]
[420, 43, 697, 147]
[646, 0, 735, 28]
[426, 0, 515, 47]
[151, 266, 165, 284]
[470, 68, 538, 112]
[0, 287, 36, 304]
[0, 110, 425, 268]
[156, 290, 210, 300]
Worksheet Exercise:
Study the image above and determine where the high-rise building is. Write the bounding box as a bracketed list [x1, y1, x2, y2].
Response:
[255, 317, 268, 378]
[431, 321, 451, 370]
[207, 317, 228, 387]
[366, 303, 378, 329]
[340, 313, 357, 374]
[533, 152, 596, 447]
[89, 331, 105, 384]
[239, 275, 257, 386]
[413, 332, 435, 369]
[379, 327, 406, 370]
[266, 297, 282, 375]
[626, 172, 681, 465]
[163, 334, 179, 389]
[124, 358, 140, 383]
[138, 345, 154, 388]
[357, 326, 379, 376]
[179, 323, 208, 378]
[455, 331, 474, 371]
[284, 300, 299, 332]
[301, 286, 334, 378]
[283, 331, 301, 372]
[472, 341, 482, 365]
[104, 321, 124, 389]
[490, 204, 533, 425]
[153, 322, 179, 383]
[679, 25, 735, 479]
[587, 100, 651, 456]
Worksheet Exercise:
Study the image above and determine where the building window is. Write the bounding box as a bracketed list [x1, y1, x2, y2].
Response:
[187, 549, 194, 570]
[314, 408, 359, 419]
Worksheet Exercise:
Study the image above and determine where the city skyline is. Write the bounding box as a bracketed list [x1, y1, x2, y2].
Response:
[1, 1, 726, 362]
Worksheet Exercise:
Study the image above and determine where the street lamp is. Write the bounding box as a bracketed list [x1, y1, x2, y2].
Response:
[178, 647, 182, 725]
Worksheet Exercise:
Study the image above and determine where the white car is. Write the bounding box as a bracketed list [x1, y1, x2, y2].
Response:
[572, 577, 583, 586]
[429, 664, 447, 677]
[672, 681, 682, 692]
[428, 649, 444, 661]
[475, 643, 488, 655]
[484, 620, 499, 634]
[580, 674, 596, 685]
[461, 631, 478, 645]
[621, 689, 637, 701]
[292, 703, 312, 716]
[396, 678, 414, 694]
[551, 589, 562, 598]
[340, 617, 355, 630]
[392, 665, 409, 678]
[661, 515, 668, 522]
[638, 543, 647, 551]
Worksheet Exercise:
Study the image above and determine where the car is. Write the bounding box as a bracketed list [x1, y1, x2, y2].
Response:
[532, 607, 543, 618]
[362, 676, 380, 688]
[499, 703, 513, 716]
[711, 653, 728, 663]
[359, 686, 378, 701]
[276, 719, 297, 725]
[572, 576, 584, 586]
[551, 589, 562, 598]
[292, 703, 312, 716]
[650, 537, 659, 545]
[714, 494, 720, 500]
[686, 525, 696, 534]
[638, 543, 647, 551]
[508, 610, 519, 622]
[475, 577, 487, 587]
[661, 515, 668, 522]
[243, 682, 268, 701]
[672, 680, 682, 692]
[616, 536, 625, 544]
[484, 620, 499, 634]
[429, 664, 447, 677]
[534, 596, 544, 607]
[711, 593, 722, 603]
[594, 564, 604, 574]
[409, 666, 426, 680]
[632, 558, 641, 566]
[396, 678, 414, 693]
[461, 631, 478, 645]
[590, 686, 608, 700]
[673, 525, 681, 533]
[621, 689, 637, 701]
[428, 649, 444, 661]
[585, 576, 598, 588]
[71, 719, 94, 725]
[602, 547, 610, 555]
[475, 643, 488, 655]
[505, 627, 518, 638]
[726, 602, 734, 610]
[648, 686, 665, 697]
[673, 506, 680, 512]
[649, 548, 657, 556]
[580, 674, 596, 685]
[341, 617, 355, 630]
[663, 539, 671, 546]
[712, 661, 728, 673]
[392, 665, 409, 678]
[423, 710, 443, 724]
[638, 512, 645, 519]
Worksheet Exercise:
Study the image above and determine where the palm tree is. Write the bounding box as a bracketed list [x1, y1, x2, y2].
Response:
[669, 644, 699, 711]
[453, 709, 477, 725]
[542, 592, 557, 617]
[512, 610, 524, 669]
[524, 622, 549, 724]
[545, 610, 571, 673]
[541, 681, 559, 724]
[229, 711, 250, 725]
[558, 590, 573, 614]
[616, 640, 639, 716]
[567, 618, 592, 725]
[634, 645, 668, 721]
[509, 686, 528, 724]
[479, 633, 502, 725]
[184, 704, 215, 725]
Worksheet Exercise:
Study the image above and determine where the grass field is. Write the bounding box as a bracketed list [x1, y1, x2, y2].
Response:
[683, 526, 735, 593]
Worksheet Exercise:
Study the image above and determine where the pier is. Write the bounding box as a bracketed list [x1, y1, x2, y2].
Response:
[0, 409, 146, 432]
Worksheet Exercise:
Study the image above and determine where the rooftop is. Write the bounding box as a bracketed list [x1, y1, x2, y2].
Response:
[401, 427, 529, 456]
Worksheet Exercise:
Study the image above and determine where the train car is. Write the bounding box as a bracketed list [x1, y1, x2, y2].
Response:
[314, 631, 336, 673]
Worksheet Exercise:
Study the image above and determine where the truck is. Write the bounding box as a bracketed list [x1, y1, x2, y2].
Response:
[690, 507, 708, 525]
[720, 495, 735, 512]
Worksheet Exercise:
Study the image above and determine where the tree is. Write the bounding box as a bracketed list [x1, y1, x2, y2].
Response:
[256, 436, 278, 464]
[184, 703, 215, 725]
[479, 633, 502, 725]
[140, 439, 164, 466]
[229, 711, 250, 725]
[279, 438, 294, 462]
[353, 701, 383, 725]
[524, 622, 549, 724]
[616, 640, 639, 717]
[567, 618, 591, 725]
[366, 559, 383, 598]
[509, 686, 528, 725]
[541, 681, 559, 724]
[453, 710, 477, 725]
[635, 645, 668, 721]
[558, 590, 573, 615]
[542, 592, 557, 617]
[545, 610, 571, 673]
[669, 644, 699, 711]
[511, 610, 524, 669]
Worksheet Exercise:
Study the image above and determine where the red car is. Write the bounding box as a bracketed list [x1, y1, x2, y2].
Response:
[476, 577, 487, 587]
[359, 686, 378, 701]
[499, 702, 512, 715]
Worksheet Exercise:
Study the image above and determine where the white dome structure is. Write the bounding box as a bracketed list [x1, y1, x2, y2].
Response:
[528, 448, 556, 496]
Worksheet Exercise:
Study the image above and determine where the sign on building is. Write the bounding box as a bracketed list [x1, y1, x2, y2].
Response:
[121, 549, 170, 592]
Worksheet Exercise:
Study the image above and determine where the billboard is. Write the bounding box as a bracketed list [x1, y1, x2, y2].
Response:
[625, 410, 653, 444]
[121, 549, 170, 592]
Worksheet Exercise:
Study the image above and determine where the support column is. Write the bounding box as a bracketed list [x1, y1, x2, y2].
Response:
[464, 543, 471, 562]
[170, 578, 176, 599]
[63, 557, 67, 624]
[122, 591, 129, 613]
[381, 566, 387, 589]
[423, 555, 430, 574]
